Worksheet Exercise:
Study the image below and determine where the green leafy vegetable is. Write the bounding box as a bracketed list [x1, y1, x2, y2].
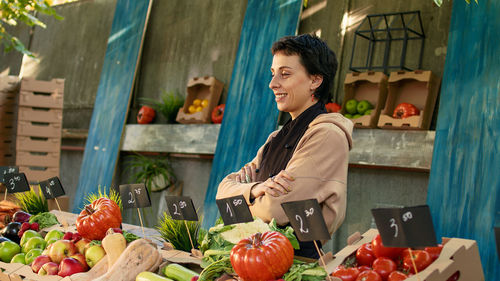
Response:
[123, 230, 140, 243]
[28, 212, 59, 229]
[269, 219, 300, 250]
[283, 260, 327, 281]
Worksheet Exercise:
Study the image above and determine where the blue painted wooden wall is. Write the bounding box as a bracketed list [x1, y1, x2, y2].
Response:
[73, 0, 152, 212]
[202, 0, 303, 228]
[426, 0, 500, 280]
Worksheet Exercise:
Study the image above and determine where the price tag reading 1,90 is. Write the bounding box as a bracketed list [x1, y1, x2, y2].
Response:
[281, 199, 330, 242]
[119, 184, 151, 209]
[165, 196, 198, 221]
[0, 166, 18, 184]
[39, 177, 66, 199]
[3, 172, 30, 194]
[371, 205, 437, 248]
[216, 195, 253, 225]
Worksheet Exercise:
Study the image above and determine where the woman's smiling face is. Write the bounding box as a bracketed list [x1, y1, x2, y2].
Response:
[269, 52, 321, 119]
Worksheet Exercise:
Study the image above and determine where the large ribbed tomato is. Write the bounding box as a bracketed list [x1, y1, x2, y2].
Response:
[230, 231, 293, 281]
[76, 198, 122, 240]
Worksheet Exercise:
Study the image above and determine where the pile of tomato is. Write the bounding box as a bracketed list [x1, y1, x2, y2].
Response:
[331, 234, 448, 281]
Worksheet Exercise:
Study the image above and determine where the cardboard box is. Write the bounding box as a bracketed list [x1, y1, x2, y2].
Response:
[16, 137, 61, 153]
[18, 166, 60, 182]
[378, 70, 440, 130]
[9, 265, 69, 281]
[176, 76, 224, 124]
[18, 78, 64, 109]
[326, 229, 484, 281]
[16, 121, 62, 138]
[15, 151, 60, 168]
[342, 72, 388, 128]
[17, 107, 62, 124]
[0, 261, 25, 281]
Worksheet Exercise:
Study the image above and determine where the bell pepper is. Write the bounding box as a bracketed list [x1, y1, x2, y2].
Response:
[211, 104, 225, 124]
[392, 103, 420, 119]
[137, 105, 156, 124]
[325, 102, 341, 113]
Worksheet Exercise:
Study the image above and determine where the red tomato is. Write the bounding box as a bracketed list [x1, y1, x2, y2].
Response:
[403, 250, 432, 273]
[325, 102, 341, 113]
[331, 266, 360, 281]
[392, 103, 420, 119]
[356, 243, 376, 266]
[357, 265, 372, 273]
[371, 235, 405, 259]
[137, 105, 156, 124]
[372, 257, 397, 280]
[230, 231, 293, 281]
[76, 197, 122, 240]
[356, 270, 382, 281]
[211, 104, 225, 123]
[387, 271, 408, 281]
[424, 244, 443, 261]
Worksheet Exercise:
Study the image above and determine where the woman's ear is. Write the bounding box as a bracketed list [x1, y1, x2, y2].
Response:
[310, 75, 323, 91]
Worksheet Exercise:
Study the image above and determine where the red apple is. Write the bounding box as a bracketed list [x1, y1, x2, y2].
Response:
[74, 238, 91, 255]
[58, 257, 85, 277]
[71, 232, 82, 243]
[38, 262, 59, 275]
[70, 253, 89, 271]
[110, 227, 123, 234]
[48, 240, 78, 263]
[31, 255, 52, 273]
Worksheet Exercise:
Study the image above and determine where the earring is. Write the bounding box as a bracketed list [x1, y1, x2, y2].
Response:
[311, 94, 315, 102]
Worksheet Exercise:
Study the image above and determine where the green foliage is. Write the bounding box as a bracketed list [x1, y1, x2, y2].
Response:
[83, 186, 123, 210]
[1, 0, 63, 57]
[14, 186, 48, 215]
[156, 212, 201, 252]
[125, 153, 176, 192]
[142, 90, 184, 123]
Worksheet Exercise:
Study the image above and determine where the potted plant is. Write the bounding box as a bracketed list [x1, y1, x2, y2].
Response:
[142, 90, 184, 123]
[125, 153, 177, 192]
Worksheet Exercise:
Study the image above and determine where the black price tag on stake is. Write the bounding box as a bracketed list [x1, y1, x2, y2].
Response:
[216, 195, 253, 225]
[281, 199, 330, 242]
[165, 196, 198, 221]
[371, 205, 437, 248]
[0, 166, 18, 184]
[4, 173, 30, 193]
[39, 177, 65, 199]
[119, 184, 151, 209]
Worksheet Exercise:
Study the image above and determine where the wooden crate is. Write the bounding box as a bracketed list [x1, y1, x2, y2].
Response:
[16, 151, 60, 168]
[16, 121, 62, 138]
[0, 261, 25, 281]
[17, 107, 62, 123]
[19, 78, 64, 109]
[16, 136, 61, 153]
[0, 75, 20, 93]
[18, 166, 59, 182]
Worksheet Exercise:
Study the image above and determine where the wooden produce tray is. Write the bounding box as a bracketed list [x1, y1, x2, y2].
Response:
[16, 136, 61, 153]
[17, 121, 62, 138]
[17, 107, 63, 124]
[18, 166, 60, 182]
[19, 78, 64, 109]
[16, 151, 60, 168]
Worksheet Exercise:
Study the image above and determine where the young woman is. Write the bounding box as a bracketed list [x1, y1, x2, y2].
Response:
[216, 34, 353, 259]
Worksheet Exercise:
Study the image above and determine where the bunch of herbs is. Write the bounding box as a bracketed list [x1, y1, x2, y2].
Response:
[15, 186, 48, 215]
[142, 90, 184, 123]
[156, 211, 201, 252]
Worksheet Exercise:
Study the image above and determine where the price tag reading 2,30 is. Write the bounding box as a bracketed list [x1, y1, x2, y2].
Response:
[164, 196, 198, 221]
[281, 199, 330, 242]
[119, 184, 151, 209]
[216, 195, 253, 225]
[39, 177, 66, 199]
[0, 166, 18, 184]
[371, 205, 437, 248]
[4, 172, 30, 194]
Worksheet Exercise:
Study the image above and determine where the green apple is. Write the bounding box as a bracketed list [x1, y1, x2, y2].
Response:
[353, 114, 362, 119]
[0, 241, 21, 262]
[22, 236, 47, 254]
[356, 100, 373, 114]
[345, 99, 358, 114]
[20, 230, 42, 247]
[44, 229, 64, 242]
[25, 248, 43, 265]
[85, 245, 106, 268]
[46, 237, 59, 245]
[10, 253, 26, 264]
[344, 113, 353, 119]
[364, 109, 373, 116]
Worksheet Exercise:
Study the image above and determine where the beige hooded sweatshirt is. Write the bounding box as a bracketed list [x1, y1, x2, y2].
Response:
[216, 113, 353, 236]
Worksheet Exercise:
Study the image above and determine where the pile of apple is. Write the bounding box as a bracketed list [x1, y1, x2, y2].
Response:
[343, 99, 373, 119]
[187, 98, 209, 114]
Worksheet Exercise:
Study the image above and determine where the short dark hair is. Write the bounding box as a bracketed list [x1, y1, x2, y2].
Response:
[271, 34, 338, 103]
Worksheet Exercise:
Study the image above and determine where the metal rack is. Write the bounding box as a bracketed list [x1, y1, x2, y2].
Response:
[349, 11, 425, 74]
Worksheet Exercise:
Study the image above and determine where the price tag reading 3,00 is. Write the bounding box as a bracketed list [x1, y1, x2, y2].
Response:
[216, 195, 253, 226]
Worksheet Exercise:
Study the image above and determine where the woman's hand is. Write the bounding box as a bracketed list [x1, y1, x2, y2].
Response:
[235, 163, 258, 183]
[251, 170, 295, 198]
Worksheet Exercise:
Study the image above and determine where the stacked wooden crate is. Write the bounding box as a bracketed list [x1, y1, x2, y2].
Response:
[16, 78, 64, 182]
[0, 76, 20, 166]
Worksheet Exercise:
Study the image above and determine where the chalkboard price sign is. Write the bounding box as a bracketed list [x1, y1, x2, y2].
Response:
[371, 205, 437, 248]
[39, 177, 65, 199]
[0, 166, 18, 184]
[4, 172, 30, 193]
[119, 184, 151, 209]
[216, 195, 253, 225]
[164, 196, 199, 221]
[281, 199, 330, 242]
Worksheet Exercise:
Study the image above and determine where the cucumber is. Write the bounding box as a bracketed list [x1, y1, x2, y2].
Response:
[136, 271, 174, 281]
[163, 263, 199, 281]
